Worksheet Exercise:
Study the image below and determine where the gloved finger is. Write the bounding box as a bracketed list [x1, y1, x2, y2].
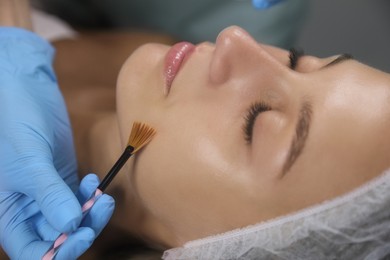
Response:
[52, 227, 95, 260]
[34, 174, 99, 240]
[76, 173, 100, 204]
[35, 193, 114, 246]
[77, 174, 115, 235]
[15, 240, 54, 260]
[252, 0, 284, 9]
[34, 214, 62, 242]
[81, 194, 115, 236]
[23, 164, 82, 233]
[1, 211, 53, 260]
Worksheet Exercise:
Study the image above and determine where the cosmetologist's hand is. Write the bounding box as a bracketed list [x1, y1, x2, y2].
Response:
[1, 171, 114, 259]
[0, 28, 113, 259]
[252, 0, 286, 9]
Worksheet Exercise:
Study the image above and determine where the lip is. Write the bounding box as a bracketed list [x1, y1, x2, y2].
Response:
[164, 42, 195, 94]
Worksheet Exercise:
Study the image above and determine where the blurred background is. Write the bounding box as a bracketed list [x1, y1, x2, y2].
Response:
[297, 0, 390, 72]
[37, 0, 389, 72]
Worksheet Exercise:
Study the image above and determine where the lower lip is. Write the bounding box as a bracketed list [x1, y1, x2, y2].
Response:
[164, 42, 195, 93]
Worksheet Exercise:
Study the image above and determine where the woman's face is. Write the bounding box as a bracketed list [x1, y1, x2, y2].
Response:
[116, 26, 390, 247]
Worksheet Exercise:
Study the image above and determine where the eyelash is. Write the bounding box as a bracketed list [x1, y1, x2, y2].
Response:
[243, 48, 304, 144]
[289, 48, 304, 70]
[243, 102, 271, 143]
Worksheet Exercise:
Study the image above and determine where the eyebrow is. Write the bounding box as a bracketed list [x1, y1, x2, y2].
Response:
[280, 54, 353, 176]
[281, 100, 312, 176]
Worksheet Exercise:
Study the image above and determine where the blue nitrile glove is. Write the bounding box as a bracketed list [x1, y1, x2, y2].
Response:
[0, 173, 114, 260]
[252, 0, 285, 9]
[0, 27, 114, 259]
[52, 174, 114, 260]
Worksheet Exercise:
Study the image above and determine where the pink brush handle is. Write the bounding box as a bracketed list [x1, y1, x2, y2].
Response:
[42, 188, 103, 260]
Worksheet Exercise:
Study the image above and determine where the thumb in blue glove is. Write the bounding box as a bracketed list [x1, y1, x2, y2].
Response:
[252, 0, 285, 9]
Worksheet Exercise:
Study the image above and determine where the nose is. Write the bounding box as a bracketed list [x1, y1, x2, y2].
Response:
[209, 26, 288, 85]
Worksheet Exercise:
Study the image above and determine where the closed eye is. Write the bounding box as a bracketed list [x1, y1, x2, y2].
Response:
[289, 48, 304, 70]
[243, 102, 272, 144]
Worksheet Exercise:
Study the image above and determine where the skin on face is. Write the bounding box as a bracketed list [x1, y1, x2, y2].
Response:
[114, 26, 390, 248]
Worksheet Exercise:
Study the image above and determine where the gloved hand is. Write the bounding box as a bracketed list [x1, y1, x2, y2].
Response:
[1, 173, 114, 260]
[54, 174, 114, 259]
[252, 0, 285, 9]
[0, 28, 114, 259]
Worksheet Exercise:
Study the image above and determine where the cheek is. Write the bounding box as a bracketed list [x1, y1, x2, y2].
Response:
[133, 120, 232, 202]
[116, 46, 167, 142]
[130, 111, 249, 229]
[132, 132, 223, 227]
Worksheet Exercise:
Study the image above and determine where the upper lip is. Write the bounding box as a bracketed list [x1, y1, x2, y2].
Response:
[164, 42, 195, 94]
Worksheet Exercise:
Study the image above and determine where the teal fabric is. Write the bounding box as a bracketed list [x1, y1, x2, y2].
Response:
[41, 0, 309, 48]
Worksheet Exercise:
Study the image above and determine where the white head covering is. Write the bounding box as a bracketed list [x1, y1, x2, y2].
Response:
[163, 169, 390, 260]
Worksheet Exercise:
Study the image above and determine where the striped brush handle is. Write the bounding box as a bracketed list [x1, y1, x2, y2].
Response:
[42, 188, 103, 260]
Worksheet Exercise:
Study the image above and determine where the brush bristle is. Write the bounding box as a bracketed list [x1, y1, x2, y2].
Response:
[127, 121, 156, 154]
